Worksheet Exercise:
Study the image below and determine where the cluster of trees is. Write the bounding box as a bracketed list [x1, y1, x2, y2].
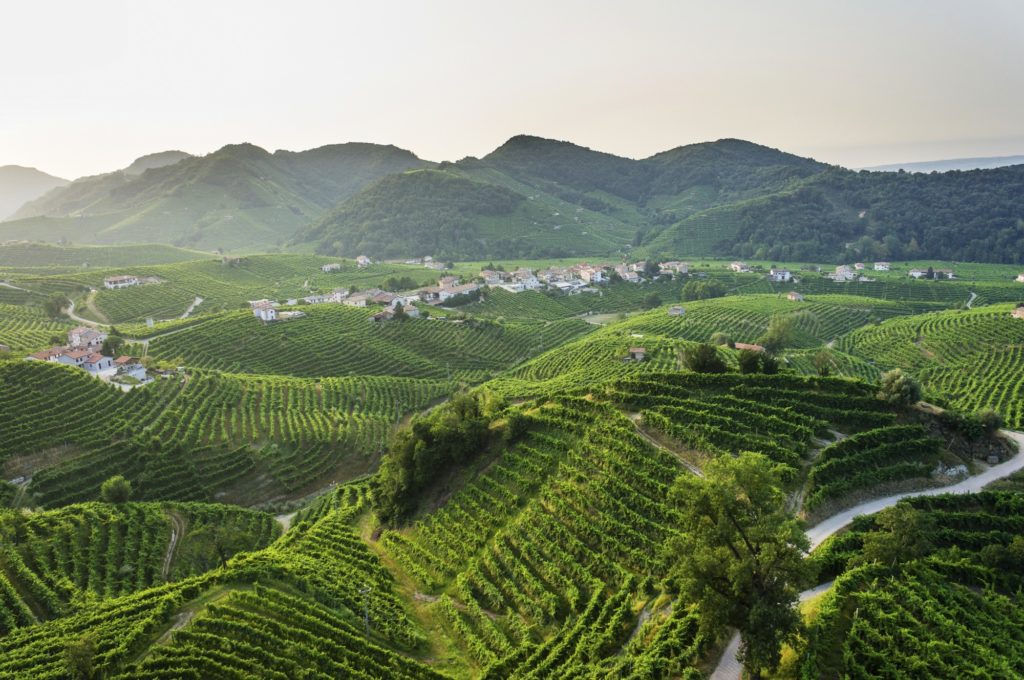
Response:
[371, 391, 516, 525]
[718, 166, 1024, 264]
[682, 279, 726, 301]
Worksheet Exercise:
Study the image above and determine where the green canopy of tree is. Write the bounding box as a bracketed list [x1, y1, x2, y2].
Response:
[877, 368, 921, 407]
[668, 452, 811, 678]
[100, 475, 132, 504]
[683, 343, 728, 373]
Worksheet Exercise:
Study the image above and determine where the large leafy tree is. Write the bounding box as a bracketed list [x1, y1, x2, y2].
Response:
[668, 452, 810, 678]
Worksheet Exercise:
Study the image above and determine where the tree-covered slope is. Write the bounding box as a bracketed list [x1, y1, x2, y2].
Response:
[0, 165, 69, 220]
[2, 143, 427, 252]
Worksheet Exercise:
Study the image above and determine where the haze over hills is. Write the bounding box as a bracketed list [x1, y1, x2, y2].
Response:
[3, 135, 1023, 263]
[3, 142, 427, 252]
[864, 154, 1024, 173]
[0, 165, 68, 220]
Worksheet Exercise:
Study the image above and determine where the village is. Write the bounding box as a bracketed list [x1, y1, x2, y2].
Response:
[26, 326, 150, 389]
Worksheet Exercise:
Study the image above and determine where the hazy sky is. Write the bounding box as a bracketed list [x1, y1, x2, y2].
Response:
[3, 0, 1023, 179]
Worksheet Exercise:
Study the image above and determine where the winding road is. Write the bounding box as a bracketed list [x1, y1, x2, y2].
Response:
[710, 429, 1024, 679]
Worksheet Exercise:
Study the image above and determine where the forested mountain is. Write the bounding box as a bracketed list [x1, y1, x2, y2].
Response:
[4, 135, 1023, 262]
[0, 165, 68, 220]
[1, 143, 427, 252]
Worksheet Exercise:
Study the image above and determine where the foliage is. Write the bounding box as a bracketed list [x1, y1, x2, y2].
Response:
[877, 368, 921, 406]
[668, 452, 810, 677]
[682, 279, 726, 301]
[682, 343, 728, 373]
[99, 475, 132, 504]
[43, 294, 70, 320]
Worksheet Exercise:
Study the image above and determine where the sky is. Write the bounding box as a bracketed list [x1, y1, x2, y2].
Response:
[2, 0, 1023, 179]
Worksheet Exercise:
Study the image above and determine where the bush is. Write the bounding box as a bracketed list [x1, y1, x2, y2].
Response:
[100, 475, 132, 504]
[683, 344, 728, 374]
[877, 369, 921, 407]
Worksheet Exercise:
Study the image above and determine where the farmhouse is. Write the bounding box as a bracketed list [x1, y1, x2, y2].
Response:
[729, 261, 751, 273]
[402, 305, 420, 318]
[934, 268, 956, 280]
[479, 270, 506, 285]
[252, 301, 277, 322]
[114, 355, 148, 381]
[27, 347, 65, 362]
[68, 326, 106, 349]
[1016, 273, 1024, 283]
[908, 269, 927, 279]
[103, 275, 140, 289]
[1013, 305, 1024, 319]
[854, 263, 865, 270]
[831, 265, 855, 282]
[787, 291, 805, 301]
[82, 353, 114, 373]
[667, 305, 686, 317]
[356, 255, 372, 268]
[734, 342, 765, 352]
[577, 266, 605, 284]
[659, 261, 689, 275]
[874, 262, 891, 271]
[320, 263, 342, 273]
[625, 347, 646, 362]
[768, 268, 792, 282]
[344, 293, 371, 307]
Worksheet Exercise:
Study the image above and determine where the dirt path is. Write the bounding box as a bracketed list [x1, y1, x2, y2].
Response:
[64, 297, 107, 328]
[162, 510, 186, 581]
[628, 414, 704, 477]
[710, 429, 1024, 679]
[967, 291, 977, 309]
[180, 296, 203, 319]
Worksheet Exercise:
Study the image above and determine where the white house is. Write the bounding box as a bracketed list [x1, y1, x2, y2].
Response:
[768, 268, 792, 283]
[659, 261, 689, 275]
[874, 262, 891, 271]
[321, 263, 342, 273]
[252, 302, 277, 322]
[68, 327, 107, 349]
[668, 305, 685, 317]
[854, 262, 865, 270]
[439, 275, 461, 287]
[356, 255, 372, 268]
[908, 269, 928, 279]
[832, 265, 855, 282]
[480, 270, 505, 285]
[729, 261, 751, 273]
[787, 291, 805, 301]
[344, 293, 370, 307]
[1016, 273, 1024, 283]
[103, 275, 140, 289]
[578, 267, 605, 284]
[27, 347, 65, 362]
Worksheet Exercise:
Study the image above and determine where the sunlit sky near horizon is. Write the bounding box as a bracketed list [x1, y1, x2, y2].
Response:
[3, 0, 1023, 179]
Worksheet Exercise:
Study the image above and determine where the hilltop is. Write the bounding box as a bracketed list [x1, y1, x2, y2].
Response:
[2, 142, 427, 251]
[0, 165, 68, 220]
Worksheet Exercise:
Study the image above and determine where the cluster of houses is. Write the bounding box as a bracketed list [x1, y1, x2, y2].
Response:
[26, 327, 148, 384]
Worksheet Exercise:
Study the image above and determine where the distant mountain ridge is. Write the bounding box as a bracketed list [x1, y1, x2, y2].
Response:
[864, 155, 1024, 173]
[3, 136, 1023, 263]
[0, 166, 69, 220]
[3, 143, 427, 251]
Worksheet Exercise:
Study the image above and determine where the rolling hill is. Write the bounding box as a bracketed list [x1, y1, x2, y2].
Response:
[0, 165, 68, 220]
[2, 143, 428, 252]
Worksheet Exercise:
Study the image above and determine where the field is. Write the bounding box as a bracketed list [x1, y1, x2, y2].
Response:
[804, 492, 1024, 678]
[0, 242, 210, 268]
[836, 303, 1024, 427]
[0, 361, 451, 506]
[144, 306, 594, 382]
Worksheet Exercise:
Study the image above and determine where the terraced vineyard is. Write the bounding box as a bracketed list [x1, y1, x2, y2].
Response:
[0, 486, 439, 679]
[0, 303, 72, 352]
[1, 361, 450, 506]
[0, 501, 278, 634]
[145, 306, 593, 382]
[804, 492, 1024, 678]
[836, 304, 1024, 427]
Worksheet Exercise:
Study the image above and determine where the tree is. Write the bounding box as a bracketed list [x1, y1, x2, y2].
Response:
[642, 292, 662, 309]
[877, 368, 921, 407]
[812, 349, 835, 377]
[668, 452, 810, 678]
[43, 294, 71, 320]
[643, 260, 661, 278]
[101, 335, 124, 357]
[710, 332, 734, 348]
[738, 349, 761, 374]
[760, 353, 779, 374]
[977, 408, 1003, 434]
[100, 475, 132, 504]
[683, 344, 728, 373]
[854, 504, 935, 567]
[759, 315, 796, 353]
[926, 266, 935, 280]
[63, 633, 97, 680]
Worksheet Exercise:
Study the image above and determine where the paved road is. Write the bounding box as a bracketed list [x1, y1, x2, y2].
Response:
[710, 429, 1024, 679]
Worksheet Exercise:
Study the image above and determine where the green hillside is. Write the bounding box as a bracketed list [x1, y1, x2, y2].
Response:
[0, 242, 210, 268]
[2, 143, 427, 252]
[834, 303, 1024, 427]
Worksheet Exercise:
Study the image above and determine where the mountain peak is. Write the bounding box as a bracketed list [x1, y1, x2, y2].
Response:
[124, 150, 192, 175]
